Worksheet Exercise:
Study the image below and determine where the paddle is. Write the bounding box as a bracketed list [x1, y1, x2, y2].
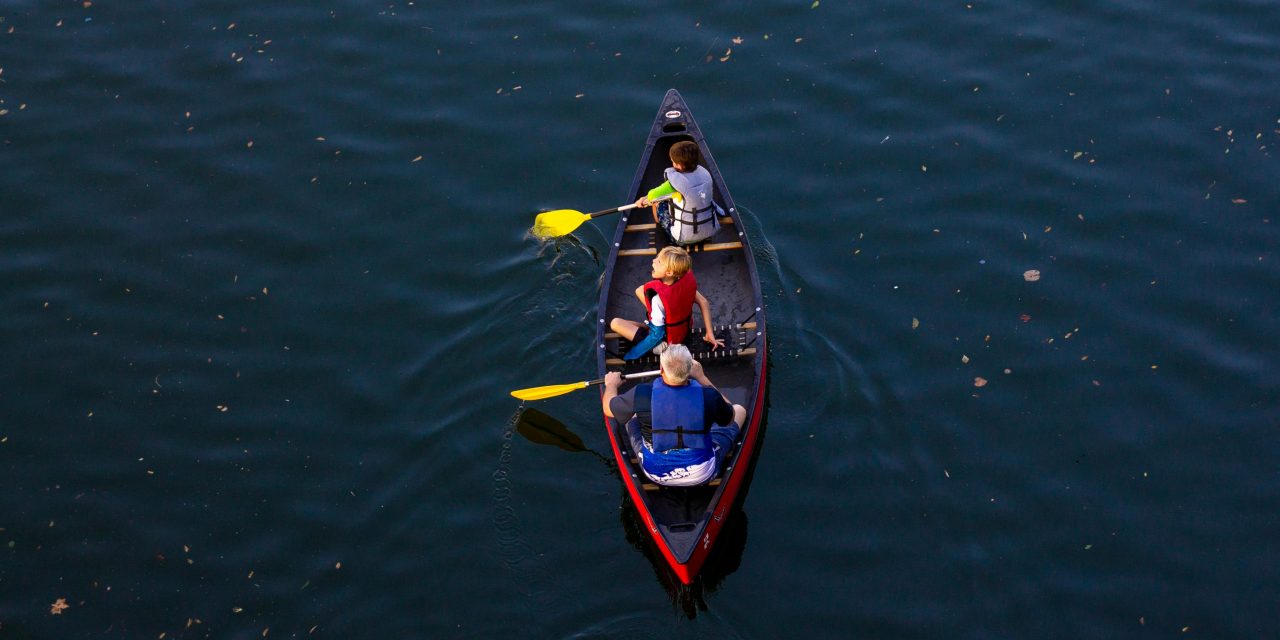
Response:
[510, 369, 660, 402]
[532, 203, 641, 238]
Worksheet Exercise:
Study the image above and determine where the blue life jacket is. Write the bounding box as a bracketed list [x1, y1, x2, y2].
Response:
[649, 379, 710, 452]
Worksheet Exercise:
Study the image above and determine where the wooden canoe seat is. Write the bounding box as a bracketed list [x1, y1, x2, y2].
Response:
[642, 477, 721, 492]
[605, 319, 760, 366]
[606, 347, 755, 367]
[606, 321, 756, 340]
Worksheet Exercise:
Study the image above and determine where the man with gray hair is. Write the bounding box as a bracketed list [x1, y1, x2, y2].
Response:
[602, 344, 747, 487]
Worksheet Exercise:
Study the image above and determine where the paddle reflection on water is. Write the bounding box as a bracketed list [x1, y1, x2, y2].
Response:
[514, 406, 612, 467]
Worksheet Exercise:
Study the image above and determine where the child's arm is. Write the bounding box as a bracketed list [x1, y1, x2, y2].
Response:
[695, 291, 725, 349]
[647, 182, 676, 201]
[634, 284, 647, 306]
[635, 181, 676, 207]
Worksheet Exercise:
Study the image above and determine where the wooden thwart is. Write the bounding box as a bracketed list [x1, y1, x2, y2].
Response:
[625, 216, 734, 233]
[696, 241, 745, 253]
[617, 248, 658, 256]
[618, 241, 743, 257]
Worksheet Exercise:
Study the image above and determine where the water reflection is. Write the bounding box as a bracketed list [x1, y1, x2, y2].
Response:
[513, 406, 612, 467]
[620, 493, 750, 620]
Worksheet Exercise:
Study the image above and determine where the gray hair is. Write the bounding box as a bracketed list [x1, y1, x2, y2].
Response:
[659, 343, 693, 383]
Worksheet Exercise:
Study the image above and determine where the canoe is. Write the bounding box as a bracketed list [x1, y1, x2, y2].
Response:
[595, 90, 768, 584]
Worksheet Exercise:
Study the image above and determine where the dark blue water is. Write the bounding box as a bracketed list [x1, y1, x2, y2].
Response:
[2, 1, 1278, 637]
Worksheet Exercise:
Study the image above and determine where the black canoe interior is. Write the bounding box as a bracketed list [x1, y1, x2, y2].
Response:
[598, 93, 764, 564]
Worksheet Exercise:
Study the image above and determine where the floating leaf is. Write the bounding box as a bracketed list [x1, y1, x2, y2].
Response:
[973, 377, 988, 387]
[1023, 269, 1041, 282]
[50, 598, 70, 615]
[911, 318, 919, 330]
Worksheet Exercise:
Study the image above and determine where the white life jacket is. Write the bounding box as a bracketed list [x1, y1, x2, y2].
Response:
[664, 166, 722, 244]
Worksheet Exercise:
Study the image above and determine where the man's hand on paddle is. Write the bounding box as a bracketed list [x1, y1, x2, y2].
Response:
[601, 371, 624, 418]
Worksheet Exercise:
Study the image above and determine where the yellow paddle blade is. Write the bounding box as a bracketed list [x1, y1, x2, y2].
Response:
[510, 380, 589, 401]
[532, 209, 590, 238]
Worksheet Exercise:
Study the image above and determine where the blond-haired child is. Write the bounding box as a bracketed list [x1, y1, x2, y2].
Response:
[610, 246, 724, 360]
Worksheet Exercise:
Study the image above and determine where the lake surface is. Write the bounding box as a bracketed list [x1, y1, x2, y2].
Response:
[2, 1, 1278, 637]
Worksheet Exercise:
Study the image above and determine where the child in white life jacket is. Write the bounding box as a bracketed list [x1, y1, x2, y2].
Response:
[634, 141, 723, 245]
[610, 246, 725, 360]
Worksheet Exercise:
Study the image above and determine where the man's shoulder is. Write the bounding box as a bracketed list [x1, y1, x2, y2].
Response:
[702, 387, 730, 407]
[610, 383, 651, 415]
[614, 385, 641, 403]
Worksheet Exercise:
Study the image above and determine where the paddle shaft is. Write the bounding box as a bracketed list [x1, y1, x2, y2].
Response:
[586, 369, 660, 387]
[588, 202, 641, 219]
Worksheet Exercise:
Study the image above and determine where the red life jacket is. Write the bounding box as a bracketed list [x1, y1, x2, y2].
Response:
[643, 272, 697, 345]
